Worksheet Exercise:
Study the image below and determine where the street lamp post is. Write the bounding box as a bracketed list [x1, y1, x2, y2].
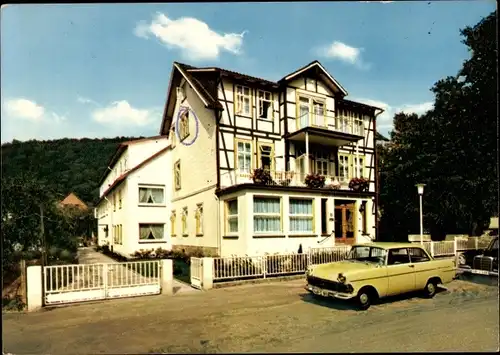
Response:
[416, 184, 426, 245]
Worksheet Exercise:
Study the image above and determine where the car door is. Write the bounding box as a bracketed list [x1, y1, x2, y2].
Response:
[408, 247, 433, 290]
[386, 248, 415, 296]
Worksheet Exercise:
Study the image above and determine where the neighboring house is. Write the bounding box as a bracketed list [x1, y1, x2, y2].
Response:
[375, 132, 390, 147]
[95, 137, 172, 257]
[59, 192, 88, 210]
[158, 60, 384, 257]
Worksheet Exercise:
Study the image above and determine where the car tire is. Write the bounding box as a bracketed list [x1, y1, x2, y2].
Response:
[458, 253, 466, 266]
[357, 289, 372, 310]
[423, 280, 437, 298]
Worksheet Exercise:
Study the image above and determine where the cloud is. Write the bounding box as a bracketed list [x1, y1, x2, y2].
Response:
[317, 41, 370, 70]
[134, 12, 247, 61]
[351, 97, 434, 134]
[91, 100, 158, 127]
[4, 98, 45, 121]
[77, 96, 100, 106]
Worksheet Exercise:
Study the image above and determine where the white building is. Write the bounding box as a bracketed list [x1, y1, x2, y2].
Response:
[95, 137, 172, 257]
[97, 60, 385, 258]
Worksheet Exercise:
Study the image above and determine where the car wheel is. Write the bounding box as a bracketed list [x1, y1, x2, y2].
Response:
[423, 280, 437, 298]
[458, 253, 466, 266]
[357, 289, 372, 310]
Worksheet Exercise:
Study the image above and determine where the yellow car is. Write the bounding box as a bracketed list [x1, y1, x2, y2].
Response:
[305, 242, 456, 310]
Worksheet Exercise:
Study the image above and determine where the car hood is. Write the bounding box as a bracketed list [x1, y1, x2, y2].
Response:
[310, 260, 379, 280]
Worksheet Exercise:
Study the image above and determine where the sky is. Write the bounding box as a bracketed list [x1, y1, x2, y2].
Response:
[1, 1, 496, 143]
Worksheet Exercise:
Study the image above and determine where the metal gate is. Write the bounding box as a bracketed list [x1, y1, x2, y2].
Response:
[190, 257, 203, 289]
[43, 261, 161, 305]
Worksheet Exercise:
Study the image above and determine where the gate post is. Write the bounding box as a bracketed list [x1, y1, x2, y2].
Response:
[201, 257, 214, 290]
[27, 265, 43, 312]
[161, 259, 173, 296]
[430, 242, 434, 257]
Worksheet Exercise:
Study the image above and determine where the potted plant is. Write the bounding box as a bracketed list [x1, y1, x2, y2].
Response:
[251, 168, 274, 185]
[305, 173, 326, 188]
[349, 177, 369, 192]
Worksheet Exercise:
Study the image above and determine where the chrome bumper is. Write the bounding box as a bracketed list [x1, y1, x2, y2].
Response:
[305, 284, 354, 300]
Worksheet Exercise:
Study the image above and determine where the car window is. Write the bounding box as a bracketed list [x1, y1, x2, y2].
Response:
[387, 248, 410, 265]
[492, 239, 498, 251]
[409, 247, 430, 263]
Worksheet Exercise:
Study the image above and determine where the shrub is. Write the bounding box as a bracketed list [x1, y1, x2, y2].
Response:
[251, 168, 274, 185]
[348, 177, 369, 192]
[305, 173, 326, 188]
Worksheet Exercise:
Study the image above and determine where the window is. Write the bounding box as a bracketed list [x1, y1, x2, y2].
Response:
[170, 211, 176, 237]
[312, 100, 325, 127]
[113, 225, 122, 245]
[337, 109, 351, 133]
[174, 160, 181, 190]
[387, 248, 410, 265]
[409, 248, 430, 263]
[353, 113, 364, 136]
[195, 204, 203, 236]
[339, 154, 351, 180]
[235, 85, 251, 116]
[226, 200, 238, 234]
[113, 196, 116, 212]
[253, 197, 281, 233]
[179, 109, 189, 141]
[181, 207, 188, 236]
[139, 186, 165, 205]
[123, 157, 128, 172]
[236, 140, 252, 174]
[258, 143, 273, 171]
[289, 199, 314, 233]
[139, 223, 164, 242]
[258, 90, 272, 119]
[353, 156, 365, 178]
[298, 96, 310, 129]
[315, 152, 329, 176]
[118, 190, 122, 209]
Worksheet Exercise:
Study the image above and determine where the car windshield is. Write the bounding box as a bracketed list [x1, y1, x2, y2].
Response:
[347, 246, 387, 264]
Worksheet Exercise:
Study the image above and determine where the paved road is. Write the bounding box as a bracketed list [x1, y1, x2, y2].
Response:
[3, 277, 498, 354]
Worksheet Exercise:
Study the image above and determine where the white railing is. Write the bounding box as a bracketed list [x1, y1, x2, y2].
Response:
[412, 236, 495, 258]
[309, 246, 352, 265]
[295, 112, 365, 137]
[212, 246, 351, 282]
[220, 169, 360, 190]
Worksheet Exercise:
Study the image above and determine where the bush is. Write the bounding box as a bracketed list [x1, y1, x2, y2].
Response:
[305, 173, 326, 188]
[251, 168, 274, 185]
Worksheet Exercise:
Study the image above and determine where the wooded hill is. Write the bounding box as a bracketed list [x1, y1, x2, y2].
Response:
[1, 137, 144, 205]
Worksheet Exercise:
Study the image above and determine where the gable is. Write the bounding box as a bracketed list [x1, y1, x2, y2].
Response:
[279, 61, 348, 97]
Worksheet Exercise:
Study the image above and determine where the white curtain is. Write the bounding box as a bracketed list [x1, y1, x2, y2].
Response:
[254, 198, 281, 232]
[299, 102, 309, 129]
[227, 200, 239, 233]
[139, 225, 150, 240]
[139, 188, 148, 203]
[151, 188, 164, 204]
[289, 199, 313, 232]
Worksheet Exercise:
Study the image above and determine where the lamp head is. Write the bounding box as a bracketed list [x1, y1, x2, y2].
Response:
[416, 183, 426, 195]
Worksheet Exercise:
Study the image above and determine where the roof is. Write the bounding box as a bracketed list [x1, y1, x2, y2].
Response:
[376, 132, 390, 141]
[96, 145, 170, 205]
[354, 242, 420, 250]
[159, 60, 385, 134]
[59, 192, 87, 209]
[98, 136, 169, 186]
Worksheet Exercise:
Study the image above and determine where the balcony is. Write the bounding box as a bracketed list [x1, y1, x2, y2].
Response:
[220, 169, 360, 191]
[285, 112, 365, 147]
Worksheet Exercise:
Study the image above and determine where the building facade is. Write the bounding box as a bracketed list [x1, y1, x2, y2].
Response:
[157, 60, 384, 257]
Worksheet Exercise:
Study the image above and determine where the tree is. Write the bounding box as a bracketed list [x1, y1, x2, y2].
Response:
[379, 10, 497, 241]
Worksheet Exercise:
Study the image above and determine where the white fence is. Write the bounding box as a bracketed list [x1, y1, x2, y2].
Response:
[43, 260, 161, 305]
[212, 246, 351, 282]
[414, 235, 495, 258]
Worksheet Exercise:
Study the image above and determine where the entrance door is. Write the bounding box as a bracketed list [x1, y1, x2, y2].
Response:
[334, 202, 356, 244]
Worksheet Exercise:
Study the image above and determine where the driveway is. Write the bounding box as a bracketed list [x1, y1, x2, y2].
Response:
[3, 276, 498, 353]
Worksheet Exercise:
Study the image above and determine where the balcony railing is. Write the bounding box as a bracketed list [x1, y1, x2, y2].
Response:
[220, 169, 361, 190]
[295, 112, 365, 137]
